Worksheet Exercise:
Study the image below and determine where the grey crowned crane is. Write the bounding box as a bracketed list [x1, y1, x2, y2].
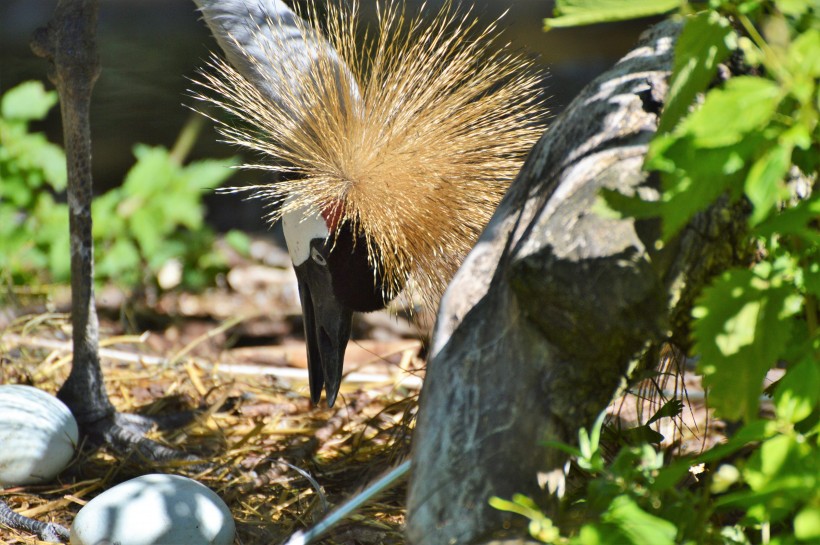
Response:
[192, 0, 547, 406]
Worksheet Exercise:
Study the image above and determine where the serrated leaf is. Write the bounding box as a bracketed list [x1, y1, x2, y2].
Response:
[1, 81, 58, 121]
[646, 398, 684, 425]
[659, 11, 735, 133]
[693, 269, 801, 421]
[682, 77, 782, 148]
[544, 0, 678, 28]
[745, 143, 792, 226]
[647, 124, 767, 240]
[774, 357, 820, 424]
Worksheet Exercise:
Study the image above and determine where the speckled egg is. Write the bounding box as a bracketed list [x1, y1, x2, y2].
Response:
[0, 384, 79, 486]
[70, 473, 235, 545]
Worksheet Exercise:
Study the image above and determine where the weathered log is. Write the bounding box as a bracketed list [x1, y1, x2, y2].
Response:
[407, 19, 749, 545]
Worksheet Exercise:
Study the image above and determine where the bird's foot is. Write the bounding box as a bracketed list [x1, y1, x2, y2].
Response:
[0, 499, 70, 543]
[81, 410, 201, 464]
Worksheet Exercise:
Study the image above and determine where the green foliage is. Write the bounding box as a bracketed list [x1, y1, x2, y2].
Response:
[692, 264, 803, 422]
[0, 81, 69, 281]
[494, 2, 820, 543]
[544, 0, 679, 29]
[0, 80, 245, 291]
[91, 144, 240, 288]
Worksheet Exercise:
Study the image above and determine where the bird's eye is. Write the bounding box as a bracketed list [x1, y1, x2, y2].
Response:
[311, 246, 327, 266]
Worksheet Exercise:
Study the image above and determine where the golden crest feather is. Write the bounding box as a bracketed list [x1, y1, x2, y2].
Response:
[192, 0, 548, 311]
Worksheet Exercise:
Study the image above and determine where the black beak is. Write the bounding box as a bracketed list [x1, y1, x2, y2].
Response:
[294, 263, 352, 407]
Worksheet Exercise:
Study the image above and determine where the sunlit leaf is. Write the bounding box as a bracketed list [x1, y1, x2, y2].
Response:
[795, 504, 820, 541]
[1, 81, 58, 121]
[693, 269, 801, 421]
[753, 193, 820, 244]
[182, 157, 238, 192]
[718, 434, 817, 523]
[787, 28, 820, 79]
[603, 495, 677, 545]
[123, 145, 175, 195]
[659, 11, 735, 133]
[745, 143, 792, 226]
[681, 77, 781, 148]
[544, 0, 677, 28]
[774, 356, 820, 424]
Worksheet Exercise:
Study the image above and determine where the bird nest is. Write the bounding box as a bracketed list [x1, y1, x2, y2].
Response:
[0, 309, 422, 545]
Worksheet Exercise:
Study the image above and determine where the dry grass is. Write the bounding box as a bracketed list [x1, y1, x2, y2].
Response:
[0, 309, 731, 545]
[0, 312, 420, 545]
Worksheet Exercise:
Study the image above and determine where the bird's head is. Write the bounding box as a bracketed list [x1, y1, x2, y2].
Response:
[282, 199, 393, 406]
[193, 0, 548, 407]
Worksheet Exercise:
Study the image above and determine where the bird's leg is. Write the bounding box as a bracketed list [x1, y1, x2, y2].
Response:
[29, 0, 112, 423]
[0, 500, 70, 543]
[26, 0, 194, 470]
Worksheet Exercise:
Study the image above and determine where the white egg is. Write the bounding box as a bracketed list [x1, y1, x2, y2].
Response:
[70, 473, 236, 545]
[0, 384, 79, 486]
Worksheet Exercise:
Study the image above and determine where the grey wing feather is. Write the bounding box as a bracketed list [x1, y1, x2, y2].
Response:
[193, 0, 360, 118]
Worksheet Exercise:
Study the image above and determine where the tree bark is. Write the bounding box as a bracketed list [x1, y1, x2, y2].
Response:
[407, 19, 749, 545]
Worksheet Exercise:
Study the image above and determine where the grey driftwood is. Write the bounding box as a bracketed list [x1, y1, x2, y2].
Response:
[407, 19, 749, 545]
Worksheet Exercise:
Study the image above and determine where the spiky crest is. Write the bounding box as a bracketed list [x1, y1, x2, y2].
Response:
[191, 0, 548, 311]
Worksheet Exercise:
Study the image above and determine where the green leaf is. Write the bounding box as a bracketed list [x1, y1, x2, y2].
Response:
[602, 495, 677, 545]
[754, 195, 820, 244]
[619, 424, 666, 445]
[795, 504, 820, 541]
[659, 11, 735, 133]
[692, 269, 801, 421]
[542, 439, 583, 459]
[646, 398, 684, 425]
[681, 77, 782, 148]
[745, 142, 793, 226]
[181, 157, 238, 192]
[776, 0, 812, 16]
[719, 434, 818, 523]
[544, 0, 678, 29]
[787, 28, 820, 80]
[122, 145, 176, 195]
[1, 81, 58, 121]
[96, 238, 141, 282]
[647, 137, 744, 240]
[774, 356, 820, 424]
[129, 205, 166, 256]
[224, 230, 251, 255]
[596, 189, 663, 220]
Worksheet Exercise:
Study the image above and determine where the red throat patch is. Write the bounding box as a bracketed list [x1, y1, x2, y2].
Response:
[321, 201, 344, 232]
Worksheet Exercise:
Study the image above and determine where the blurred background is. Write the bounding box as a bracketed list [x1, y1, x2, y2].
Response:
[0, 0, 652, 234]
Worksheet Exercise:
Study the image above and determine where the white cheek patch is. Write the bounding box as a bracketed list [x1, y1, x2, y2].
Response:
[282, 201, 330, 266]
